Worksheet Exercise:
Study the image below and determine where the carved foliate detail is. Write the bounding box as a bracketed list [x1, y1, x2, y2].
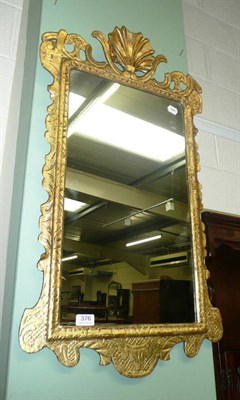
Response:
[19, 27, 222, 378]
[92, 26, 167, 79]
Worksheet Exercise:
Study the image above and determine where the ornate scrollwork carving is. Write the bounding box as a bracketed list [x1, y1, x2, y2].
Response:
[92, 26, 167, 79]
[19, 27, 222, 378]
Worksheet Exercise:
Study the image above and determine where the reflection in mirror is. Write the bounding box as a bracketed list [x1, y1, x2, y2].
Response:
[61, 70, 196, 326]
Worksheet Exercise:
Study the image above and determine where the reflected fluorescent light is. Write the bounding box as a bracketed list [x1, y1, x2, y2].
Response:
[68, 93, 85, 118]
[68, 83, 120, 119]
[64, 198, 87, 213]
[68, 82, 184, 162]
[126, 234, 161, 247]
[68, 103, 184, 162]
[96, 83, 120, 105]
[62, 255, 78, 262]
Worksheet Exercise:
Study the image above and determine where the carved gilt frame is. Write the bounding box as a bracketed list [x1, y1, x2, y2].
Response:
[19, 27, 222, 378]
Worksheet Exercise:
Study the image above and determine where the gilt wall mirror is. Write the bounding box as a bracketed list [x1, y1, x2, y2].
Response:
[19, 27, 222, 377]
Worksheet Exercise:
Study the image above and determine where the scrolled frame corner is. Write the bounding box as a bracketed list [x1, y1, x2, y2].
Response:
[19, 27, 222, 378]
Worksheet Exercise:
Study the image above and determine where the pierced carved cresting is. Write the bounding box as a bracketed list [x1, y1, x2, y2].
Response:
[19, 27, 222, 378]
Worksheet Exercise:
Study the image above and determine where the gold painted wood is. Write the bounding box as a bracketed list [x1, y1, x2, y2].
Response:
[19, 27, 222, 377]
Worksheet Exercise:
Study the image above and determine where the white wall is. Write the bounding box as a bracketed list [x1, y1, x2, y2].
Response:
[182, 0, 240, 215]
[0, 0, 24, 331]
[0, 0, 23, 169]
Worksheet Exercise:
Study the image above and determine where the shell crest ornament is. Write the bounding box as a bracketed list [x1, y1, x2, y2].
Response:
[93, 26, 167, 78]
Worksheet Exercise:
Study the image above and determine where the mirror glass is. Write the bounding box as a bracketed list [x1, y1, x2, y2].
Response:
[61, 70, 196, 326]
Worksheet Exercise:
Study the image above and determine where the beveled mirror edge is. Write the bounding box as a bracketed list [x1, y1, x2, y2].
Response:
[19, 27, 222, 378]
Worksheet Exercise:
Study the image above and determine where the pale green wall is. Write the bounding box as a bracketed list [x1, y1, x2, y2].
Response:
[4, 0, 216, 399]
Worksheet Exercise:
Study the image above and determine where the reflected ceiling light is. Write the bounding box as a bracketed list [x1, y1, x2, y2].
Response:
[64, 198, 87, 213]
[68, 93, 85, 118]
[68, 83, 184, 162]
[69, 102, 184, 162]
[126, 234, 161, 247]
[68, 83, 120, 121]
[95, 82, 120, 105]
[62, 255, 78, 262]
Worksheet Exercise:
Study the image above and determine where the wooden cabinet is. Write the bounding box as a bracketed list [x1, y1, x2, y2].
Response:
[132, 279, 195, 324]
[132, 280, 161, 324]
[202, 211, 240, 400]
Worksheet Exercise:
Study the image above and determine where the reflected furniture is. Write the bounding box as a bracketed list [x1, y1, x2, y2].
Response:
[132, 279, 195, 324]
[61, 303, 111, 323]
[202, 211, 240, 399]
[132, 279, 161, 323]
